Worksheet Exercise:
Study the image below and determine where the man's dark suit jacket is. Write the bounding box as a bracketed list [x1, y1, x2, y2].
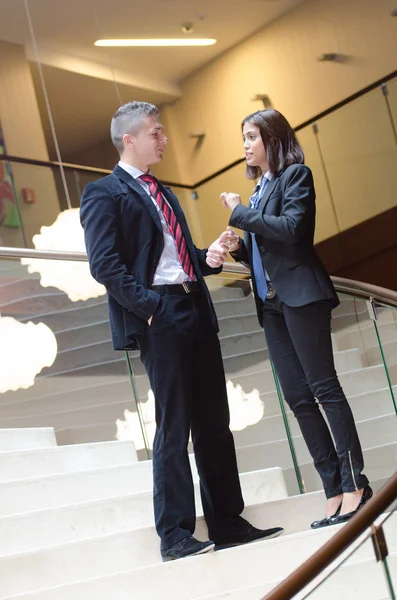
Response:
[229, 163, 339, 326]
[80, 165, 221, 350]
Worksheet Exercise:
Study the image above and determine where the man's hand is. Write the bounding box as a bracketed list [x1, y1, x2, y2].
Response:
[206, 237, 228, 268]
[148, 315, 153, 326]
[220, 192, 242, 212]
[222, 227, 240, 252]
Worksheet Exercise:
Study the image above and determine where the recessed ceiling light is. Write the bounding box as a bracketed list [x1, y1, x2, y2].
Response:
[94, 38, 217, 47]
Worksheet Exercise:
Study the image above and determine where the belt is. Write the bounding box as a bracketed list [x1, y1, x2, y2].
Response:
[151, 281, 199, 296]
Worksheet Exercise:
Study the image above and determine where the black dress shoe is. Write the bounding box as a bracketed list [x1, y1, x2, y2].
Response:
[329, 485, 373, 526]
[213, 517, 284, 551]
[161, 536, 215, 562]
[311, 502, 342, 529]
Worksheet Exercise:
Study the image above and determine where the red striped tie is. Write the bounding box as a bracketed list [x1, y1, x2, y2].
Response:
[140, 174, 195, 280]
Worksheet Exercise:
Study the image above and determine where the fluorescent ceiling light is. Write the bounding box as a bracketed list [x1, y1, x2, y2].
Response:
[95, 38, 217, 47]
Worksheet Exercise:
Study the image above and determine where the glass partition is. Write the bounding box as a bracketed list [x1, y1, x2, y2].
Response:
[122, 270, 397, 497]
[373, 302, 397, 415]
[0, 255, 147, 456]
[2, 252, 397, 489]
[313, 87, 397, 232]
[298, 536, 393, 599]
[191, 76, 397, 251]
[297, 504, 397, 600]
[282, 291, 397, 495]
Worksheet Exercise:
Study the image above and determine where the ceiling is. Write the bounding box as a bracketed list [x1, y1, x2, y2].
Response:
[0, 0, 308, 162]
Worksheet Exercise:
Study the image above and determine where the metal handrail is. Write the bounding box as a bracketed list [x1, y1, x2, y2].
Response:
[1, 246, 397, 308]
[261, 472, 397, 600]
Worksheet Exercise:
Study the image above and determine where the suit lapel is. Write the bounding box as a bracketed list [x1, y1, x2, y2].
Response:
[114, 165, 162, 233]
[258, 176, 279, 212]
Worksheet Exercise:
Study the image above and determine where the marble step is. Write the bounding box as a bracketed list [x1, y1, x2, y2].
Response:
[45, 383, 397, 449]
[0, 464, 286, 518]
[0, 485, 316, 558]
[0, 440, 137, 482]
[0, 376, 134, 412]
[0, 428, 57, 453]
[191, 555, 397, 599]
[4, 515, 395, 599]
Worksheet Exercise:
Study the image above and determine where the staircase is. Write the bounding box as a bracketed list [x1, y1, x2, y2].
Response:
[0, 428, 395, 599]
[1, 262, 397, 497]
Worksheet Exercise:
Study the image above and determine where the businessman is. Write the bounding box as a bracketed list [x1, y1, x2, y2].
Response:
[80, 101, 283, 561]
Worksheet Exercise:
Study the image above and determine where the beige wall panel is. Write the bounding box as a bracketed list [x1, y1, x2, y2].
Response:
[165, 0, 397, 184]
[296, 126, 339, 243]
[151, 105, 186, 184]
[316, 89, 397, 231]
[0, 41, 49, 161]
[169, 187, 205, 249]
[387, 78, 397, 131]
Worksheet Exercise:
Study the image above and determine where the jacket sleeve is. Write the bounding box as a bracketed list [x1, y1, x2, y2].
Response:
[194, 246, 223, 277]
[229, 165, 315, 244]
[230, 236, 250, 266]
[80, 181, 161, 321]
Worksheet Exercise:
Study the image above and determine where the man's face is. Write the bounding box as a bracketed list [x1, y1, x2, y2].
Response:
[128, 115, 168, 168]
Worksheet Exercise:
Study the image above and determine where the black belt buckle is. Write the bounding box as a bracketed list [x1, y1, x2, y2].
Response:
[266, 282, 277, 299]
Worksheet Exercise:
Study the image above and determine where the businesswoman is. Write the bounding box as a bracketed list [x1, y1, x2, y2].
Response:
[220, 109, 372, 527]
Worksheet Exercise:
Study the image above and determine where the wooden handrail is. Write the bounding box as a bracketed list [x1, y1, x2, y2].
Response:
[261, 472, 397, 600]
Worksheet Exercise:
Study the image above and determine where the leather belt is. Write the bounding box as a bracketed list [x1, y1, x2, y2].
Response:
[151, 281, 199, 296]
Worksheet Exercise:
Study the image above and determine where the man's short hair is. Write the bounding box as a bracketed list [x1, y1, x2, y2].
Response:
[110, 101, 159, 154]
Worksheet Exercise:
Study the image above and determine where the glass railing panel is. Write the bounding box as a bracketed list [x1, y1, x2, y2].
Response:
[190, 162, 255, 248]
[387, 77, 397, 133]
[292, 292, 397, 497]
[298, 533, 394, 600]
[206, 273, 304, 493]
[129, 272, 304, 490]
[56, 167, 110, 211]
[0, 256, 146, 454]
[332, 295, 397, 494]
[382, 507, 397, 597]
[372, 302, 397, 416]
[314, 86, 397, 232]
[204, 278, 397, 498]
[0, 159, 70, 249]
[26, 0, 121, 171]
[295, 125, 339, 245]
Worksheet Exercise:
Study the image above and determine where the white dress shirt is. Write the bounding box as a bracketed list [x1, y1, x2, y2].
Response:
[118, 161, 192, 284]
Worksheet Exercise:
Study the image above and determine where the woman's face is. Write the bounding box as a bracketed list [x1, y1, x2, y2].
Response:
[242, 121, 268, 173]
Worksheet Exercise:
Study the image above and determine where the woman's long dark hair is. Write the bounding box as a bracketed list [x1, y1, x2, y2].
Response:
[242, 109, 304, 179]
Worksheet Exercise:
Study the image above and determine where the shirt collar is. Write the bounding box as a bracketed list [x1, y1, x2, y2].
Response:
[255, 170, 273, 192]
[118, 160, 147, 180]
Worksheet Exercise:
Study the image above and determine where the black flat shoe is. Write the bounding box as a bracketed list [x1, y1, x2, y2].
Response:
[161, 536, 215, 562]
[311, 502, 342, 529]
[329, 485, 373, 526]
